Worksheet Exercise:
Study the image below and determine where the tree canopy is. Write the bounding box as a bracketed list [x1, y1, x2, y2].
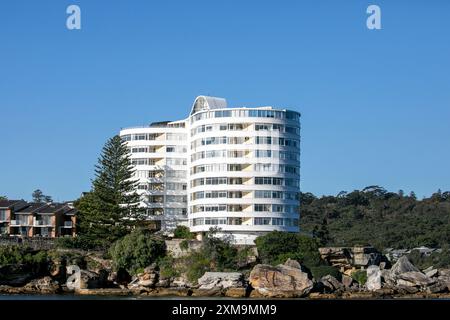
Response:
[301, 187, 450, 249]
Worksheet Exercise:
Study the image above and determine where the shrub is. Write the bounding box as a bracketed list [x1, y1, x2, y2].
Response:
[202, 228, 238, 271]
[173, 226, 194, 239]
[109, 228, 166, 275]
[157, 256, 180, 278]
[183, 251, 210, 283]
[179, 240, 189, 251]
[351, 270, 367, 285]
[309, 265, 342, 281]
[55, 236, 97, 250]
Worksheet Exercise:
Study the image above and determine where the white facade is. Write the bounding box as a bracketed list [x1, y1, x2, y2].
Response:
[119, 96, 301, 244]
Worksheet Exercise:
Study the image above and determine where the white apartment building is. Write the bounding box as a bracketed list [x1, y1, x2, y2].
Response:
[120, 96, 301, 244]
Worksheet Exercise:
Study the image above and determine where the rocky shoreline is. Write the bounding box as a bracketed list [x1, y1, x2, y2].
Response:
[1, 253, 450, 299]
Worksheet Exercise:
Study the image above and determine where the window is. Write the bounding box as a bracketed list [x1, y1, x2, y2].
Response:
[254, 217, 271, 225]
[0, 210, 6, 221]
[272, 218, 284, 226]
[254, 204, 270, 212]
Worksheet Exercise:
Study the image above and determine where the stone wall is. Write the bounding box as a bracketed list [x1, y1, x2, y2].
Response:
[165, 239, 202, 258]
[0, 237, 55, 250]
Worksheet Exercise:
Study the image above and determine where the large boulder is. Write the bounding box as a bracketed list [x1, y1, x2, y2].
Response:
[366, 265, 382, 291]
[249, 263, 313, 298]
[129, 264, 158, 288]
[390, 256, 420, 276]
[396, 271, 435, 287]
[198, 272, 244, 290]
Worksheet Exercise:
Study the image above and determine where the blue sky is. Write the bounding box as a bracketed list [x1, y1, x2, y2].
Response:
[1, 0, 449, 201]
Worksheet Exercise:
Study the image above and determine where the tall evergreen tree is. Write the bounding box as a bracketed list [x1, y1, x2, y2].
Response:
[76, 135, 145, 247]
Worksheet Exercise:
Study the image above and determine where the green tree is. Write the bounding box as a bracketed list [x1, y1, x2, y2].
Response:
[76, 135, 145, 248]
[255, 231, 322, 269]
[109, 228, 166, 275]
[0, 196, 7, 201]
[32, 189, 52, 203]
[173, 225, 194, 239]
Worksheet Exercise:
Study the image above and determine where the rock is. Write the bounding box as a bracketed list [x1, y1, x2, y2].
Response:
[284, 258, 301, 269]
[24, 276, 60, 294]
[0, 273, 33, 287]
[437, 276, 450, 291]
[112, 268, 131, 285]
[129, 264, 158, 288]
[366, 265, 382, 291]
[249, 264, 313, 298]
[197, 272, 244, 290]
[225, 287, 247, 298]
[390, 256, 420, 276]
[396, 271, 435, 287]
[319, 275, 343, 292]
[191, 287, 223, 297]
[423, 266, 434, 273]
[426, 282, 448, 294]
[425, 269, 439, 278]
[438, 269, 450, 277]
[396, 284, 419, 294]
[341, 274, 354, 288]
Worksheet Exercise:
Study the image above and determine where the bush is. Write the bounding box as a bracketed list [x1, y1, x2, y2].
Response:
[55, 236, 96, 250]
[183, 251, 210, 283]
[255, 231, 322, 269]
[109, 228, 166, 275]
[309, 265, 342, 281]
[157, 256, 180, 278]
[202, 228, 238, 271]
[179, 240, 189, 251]
[173, 226, 194, 239]
[351, 270, 367, 285]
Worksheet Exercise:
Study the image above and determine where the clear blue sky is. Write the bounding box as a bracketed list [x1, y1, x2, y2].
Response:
[1, 0, 449, 201]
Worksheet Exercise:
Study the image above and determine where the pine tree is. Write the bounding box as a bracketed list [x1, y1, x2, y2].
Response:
[76, 135, 145, 247]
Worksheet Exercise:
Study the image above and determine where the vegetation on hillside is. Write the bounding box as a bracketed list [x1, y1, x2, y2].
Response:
[301, 186, 450, 249]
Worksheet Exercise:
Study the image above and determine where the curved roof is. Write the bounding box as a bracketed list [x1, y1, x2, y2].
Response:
[190, 96, 227, 116]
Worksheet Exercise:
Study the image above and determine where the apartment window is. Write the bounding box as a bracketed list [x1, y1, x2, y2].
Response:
[255, 177, 283, 185]
[272, 218, 284, 226]
[193, 218, 204, 226]
[256, 136, 272, 145]
[228, 191, 242, 199]
[254, 217, 271, 225]
[134, 134, 147, 140]
[131, 158, 148, 165]
[272, 204, 284, 212]
[138, 184, 148, 190]
[228, 164, 242, 171]
[205, 218, 227, 225]
[285, 126, 299, 134]
[121, 134, 131, 141]
[256, 150, 272, 158]
[228, 178, 243, 185]
[255, 124, 270, 131]
[254, 204, 270, 212]
[228, 218, 242, 225]
[131, 147, 148, 153]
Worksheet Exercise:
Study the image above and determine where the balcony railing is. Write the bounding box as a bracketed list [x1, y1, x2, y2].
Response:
[34, 220, 52, 227]
[10, 220, 28, 226]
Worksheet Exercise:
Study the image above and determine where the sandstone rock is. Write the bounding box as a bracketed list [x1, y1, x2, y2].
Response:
[396, 271, 435, 287]
[366, 265, 382, 291]
[438, 269, 450, 277]
[426, 282, 448, 294]
[191, 287, 223, 297]
[197, 272, 244, 290]
[225, 287, 247, 298]
[390, 256, 420, 276]
[284, 258, 301, 269]
[249, 264, 313, 298]
[150, 287, 191, 297]
[319, 275, 343, 292]
[396, 284, 419, 294]
[341, 274, 354, 288]
[24, 276, 60, 294]
[425, 269, 439, 278]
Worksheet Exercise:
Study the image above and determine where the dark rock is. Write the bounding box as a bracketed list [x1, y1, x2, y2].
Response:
[24, 276, 60, 294]
[320, 275, 343, 292]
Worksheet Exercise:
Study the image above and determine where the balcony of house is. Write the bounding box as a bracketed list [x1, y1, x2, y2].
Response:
[33, 218, 53, 227]
[33, 227, 53, 238]
[10, 219, 31, 227]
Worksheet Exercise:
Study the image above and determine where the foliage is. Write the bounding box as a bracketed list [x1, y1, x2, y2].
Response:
[55, 236, 95, 251]
[300, 186, 450, 249]
[351, 270, 368, 285]
[309, 265, 342, 281]
[173, 225, 194, 239]
[183, 251, 211, 283]
[0, 196, 7, 201]
[407, 248, 450, 270]
[255, 231, 323, 269]
[201, 228, 238, 271]
[109, 228, 166, 275]
[76, 135, 146, 248]
[32, 189, 52, 203]
[0, 246, 48, 274]
[157, 256, 180, 278]
[179, 240, 189, 251]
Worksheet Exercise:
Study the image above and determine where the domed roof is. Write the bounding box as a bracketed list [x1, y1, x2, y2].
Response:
[190, 96, 227, 115]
